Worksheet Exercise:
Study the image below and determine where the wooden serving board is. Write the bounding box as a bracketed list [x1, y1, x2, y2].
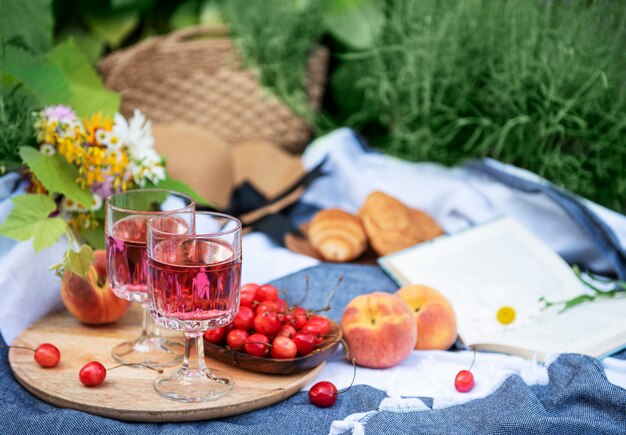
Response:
[8, 305, 324, 422]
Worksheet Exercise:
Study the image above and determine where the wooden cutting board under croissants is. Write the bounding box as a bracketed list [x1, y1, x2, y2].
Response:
[285, 192, 444, 264]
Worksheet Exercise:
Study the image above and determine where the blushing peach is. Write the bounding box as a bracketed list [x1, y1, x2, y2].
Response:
[395, 285, 457, 350]
[341, 292, 417, 368]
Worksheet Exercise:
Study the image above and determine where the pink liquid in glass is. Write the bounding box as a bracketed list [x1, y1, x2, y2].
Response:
[148, 238, 241, 330]
[107, 216, 189, 303]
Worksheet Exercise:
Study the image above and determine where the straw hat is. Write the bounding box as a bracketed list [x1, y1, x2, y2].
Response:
[152, 123, 306, 224]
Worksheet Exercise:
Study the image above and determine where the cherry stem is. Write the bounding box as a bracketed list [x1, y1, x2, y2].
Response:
[296, 274, 311, 307]
[106, 363, 163, 374]
[0, 345, 35, 352]
[324, 275, 343, 309]
[469, 347, 476, 371]
[337, 337, 356, 395]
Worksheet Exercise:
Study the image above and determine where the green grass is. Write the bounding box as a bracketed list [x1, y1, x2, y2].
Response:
[330, 0, 626, 211]
[0, 89, 36, 174]
[224, 0, 324, 121]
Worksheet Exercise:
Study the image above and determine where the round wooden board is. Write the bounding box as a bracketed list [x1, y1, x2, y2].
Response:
[9, 305, 324, 422]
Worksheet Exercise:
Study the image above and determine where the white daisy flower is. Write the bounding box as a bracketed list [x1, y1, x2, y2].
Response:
[470, 285, 544, 337]
[95, 129, 111, 146]
[91, 194, 103, 211]
[40, 144, 56, 157]
[62, 197, 79, 212]
[113, 109, 155, 161]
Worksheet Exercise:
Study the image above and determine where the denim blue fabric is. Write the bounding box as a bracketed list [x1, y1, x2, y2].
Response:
[471, 160, 626, 281]
[0, 265, 392, 435]
[340, 354, 626, 435]
[1, 264, 624, 434]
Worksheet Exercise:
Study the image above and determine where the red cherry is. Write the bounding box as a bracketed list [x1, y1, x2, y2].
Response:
[204, 327, 227, 344]
[301, 322, 323, 343]
[290, 307, 308, 329]
[309, 381, 338, 407]
[33, 343, 61, 368]
[455, 370, 475, 392]
[275, 299, 289, 313]
[292, 332, 316, 356]
[79, 361, 107, 387]
[277, 324, 297, 339]
[271, 337, 298, 359]
[241, 283, 259, 294]
[307, 316, 331, 335]
[255, 301, 278, 316]
[244, 333, 270, 357]
[253, 311, 282, 336]
[240, 291, 256, 309]
[255, 284, 279, 303]
[226, 329, 249, 350]
[233, 306, 255, 331]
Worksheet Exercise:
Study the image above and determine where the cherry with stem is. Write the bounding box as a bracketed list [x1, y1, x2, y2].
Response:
[1, 343, 61, 368]
[79, 361, 164, 387]
[309, 337, 356, 408]
[455, 347, 476, 393]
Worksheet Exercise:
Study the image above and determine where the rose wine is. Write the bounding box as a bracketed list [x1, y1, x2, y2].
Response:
[148, 238, 241, 331]
[107, 215, 189, 303]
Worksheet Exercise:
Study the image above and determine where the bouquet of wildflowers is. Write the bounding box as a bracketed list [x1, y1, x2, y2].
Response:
[32, 105, 166, 232]
[0, 105, 177, 277]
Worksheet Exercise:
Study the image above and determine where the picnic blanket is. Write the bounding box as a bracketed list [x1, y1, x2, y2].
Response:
[1, 264, 625, 434]
[1, 128, 625, 434]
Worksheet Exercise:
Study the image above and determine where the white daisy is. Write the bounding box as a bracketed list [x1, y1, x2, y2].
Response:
[62, 197, 79, 212]
[470, 285, 544, 337]
[40, 144, 56, 157]
[95, 130, 110, 146]
[113, 109, 155, 161]
[91, 194, 103, 211]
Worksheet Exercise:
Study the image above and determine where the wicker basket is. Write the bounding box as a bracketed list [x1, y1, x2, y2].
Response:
[98, 26, 329, 153]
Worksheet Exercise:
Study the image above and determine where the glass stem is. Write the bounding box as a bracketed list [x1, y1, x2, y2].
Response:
[183, 332, 207, 372]
[140, 303, 160, 340]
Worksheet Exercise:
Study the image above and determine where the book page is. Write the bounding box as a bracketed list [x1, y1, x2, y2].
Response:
[379, 217, 626, 358]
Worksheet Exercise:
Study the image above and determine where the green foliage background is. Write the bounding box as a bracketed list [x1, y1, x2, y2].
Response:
[2, 0, 626, 212]
[329, 0, 626, 211]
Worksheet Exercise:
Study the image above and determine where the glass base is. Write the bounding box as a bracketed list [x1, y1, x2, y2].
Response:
[111, 336, 182, 368]
[154, 368, 233, 402]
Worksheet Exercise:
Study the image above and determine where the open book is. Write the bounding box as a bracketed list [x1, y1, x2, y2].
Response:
[378, 217, 626, 362]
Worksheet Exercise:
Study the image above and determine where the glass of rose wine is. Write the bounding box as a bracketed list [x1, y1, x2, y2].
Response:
[146, 211, 242, 402]
[105, 189, 194, 367]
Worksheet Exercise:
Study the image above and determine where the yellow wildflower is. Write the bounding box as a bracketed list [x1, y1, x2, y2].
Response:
[83, 113, 113, 144]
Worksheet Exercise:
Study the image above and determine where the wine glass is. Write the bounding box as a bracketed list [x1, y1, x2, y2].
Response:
[105, 189, 195, 367]
[146, 211, 242, 402]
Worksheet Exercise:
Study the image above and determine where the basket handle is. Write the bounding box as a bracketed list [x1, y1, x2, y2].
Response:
[163, 25, 230, 45]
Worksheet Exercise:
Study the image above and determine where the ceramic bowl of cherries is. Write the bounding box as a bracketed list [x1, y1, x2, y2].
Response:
[203, 283, 342, 375]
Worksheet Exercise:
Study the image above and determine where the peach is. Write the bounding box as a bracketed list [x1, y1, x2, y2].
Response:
[341, 292, 417, 368]
[61, 249, 130, 324]
[395, 285, 457, 350]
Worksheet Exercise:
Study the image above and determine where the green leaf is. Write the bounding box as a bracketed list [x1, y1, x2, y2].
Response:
[322, 0, 384, 50]
[0, 194, 66, 252]
[152, 176, 212, 206]
[78, 226, 105, 250]
[47, 39, 120, 117]
[1, 0, 53, 53]
[170, 0, 200, 30]
[85, 8, 140, 48]
[64, 244, 94, 279]
[3, 45, 72, 106]
[56, 29, 104, 64]
[19, 147, 93, 207]
[199, 0, 224, 25]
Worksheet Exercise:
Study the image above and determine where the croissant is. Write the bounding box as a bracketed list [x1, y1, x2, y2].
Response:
[412, 209, 444, 241]
[308, 209, 367, 262]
